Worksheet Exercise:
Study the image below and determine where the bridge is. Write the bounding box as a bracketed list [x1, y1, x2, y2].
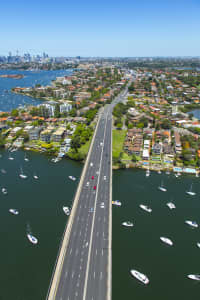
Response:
[47, 87, 129, 300]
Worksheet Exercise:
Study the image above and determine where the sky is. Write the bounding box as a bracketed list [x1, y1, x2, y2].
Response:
[0, 0, 200, 57]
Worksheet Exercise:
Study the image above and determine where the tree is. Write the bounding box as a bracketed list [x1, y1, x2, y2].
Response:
[54, 104, 60, 118]
[132, 153, 137, 162]
[71, 135, 81, 152]
[11, 109, 19, 117]
[116, 123, 122, 129]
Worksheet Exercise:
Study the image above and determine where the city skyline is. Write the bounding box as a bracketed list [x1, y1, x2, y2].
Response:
[1, 0, 200, 57]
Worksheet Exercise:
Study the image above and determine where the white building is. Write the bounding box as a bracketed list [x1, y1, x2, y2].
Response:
[60, 103, 72, 114]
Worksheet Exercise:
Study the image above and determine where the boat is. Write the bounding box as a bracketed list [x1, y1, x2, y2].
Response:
[186, 184, 196, 196]
[146, 169, 150, 177]
[8, 154, 14, 160]
[130, 269, 149, 284]
[122, 221, 134, 227]
[69, 176, 76, 181]
[112, 200, 121, 206]
[63, 206, 70, 215]
[196, 172, 199, 178]
[139, 204, 152, 213]
[24, 154, 29, 162]
[2, 187, 7, 195]
[19, 167, 27, 179]
[33, 173, 38, 179]
[160, 237, 173, 246]
[166, 170, 170, 175]
[166, 202, 176, 209]
[197, 243, 200, 248]
[27, 233, 38, 245]
[9, 209, 19, 215]
[187, 274, 200, 281]
[158, 181, 167, 192]
[158, 170, 161, 174]
[185, 220, 198, 228]
[1, 169, 6, 174]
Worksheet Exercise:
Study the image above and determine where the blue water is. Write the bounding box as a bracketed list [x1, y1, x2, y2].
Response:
[0, 69, 72, 112]
[190, 109, 200, 120]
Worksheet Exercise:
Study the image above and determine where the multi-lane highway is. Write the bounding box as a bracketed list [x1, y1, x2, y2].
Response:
[47, 85, 130, 300]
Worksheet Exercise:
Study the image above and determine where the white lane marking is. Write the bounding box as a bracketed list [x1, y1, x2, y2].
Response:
[96, 249, 98, 256]
[72, 271, 74, 278]
[94, 271, 95, 278]
[97, 231, 99, 237]
[75, 291, 78, 297]
[100, 272, 103, 280]
[70, 248, 72, 255]
[65, 271, 68, 278]
[102, 249, 104, 256]
[83, 111, 109, 300]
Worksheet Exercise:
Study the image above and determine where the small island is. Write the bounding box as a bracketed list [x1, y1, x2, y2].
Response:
[0, 74, 24, 79]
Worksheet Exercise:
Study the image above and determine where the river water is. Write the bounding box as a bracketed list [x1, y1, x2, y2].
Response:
[0, 71, 200, 299]
[0, 69, 72, 112]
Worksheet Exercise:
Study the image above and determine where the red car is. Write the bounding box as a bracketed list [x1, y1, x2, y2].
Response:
[91, 176, 94, 180]
[93, 185, 96, 190]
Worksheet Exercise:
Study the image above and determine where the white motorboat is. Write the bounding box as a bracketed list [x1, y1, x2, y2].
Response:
[146, 169, 150, 177]
[27, 233, 38, 244]
[139, 204, 152, 213]
[1, 169, 6, 174]
[158, 181, 167, 192]
[130, 269, 149, 284]
[186, 184, 196, 196]
[197, 243, 200, 248]
[2, 187, 7, 195]
[166, 202, 176, 209]
[69, 176, 76, 181]
[9, 209, 19, 215]
[160, 236, 173, 246]
[63, 206, 70, 215]
[19, 167, 27, 179]
[185, 220, 198, 228]
[33, 173, 38, 179]
[122, 221, 133, 227]
[112, 200, 121, 206]
[187, 274, 200, 281]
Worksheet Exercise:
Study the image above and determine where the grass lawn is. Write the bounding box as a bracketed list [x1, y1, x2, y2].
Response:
[112, 129, 127, 159]
[78, 138, 92, 156]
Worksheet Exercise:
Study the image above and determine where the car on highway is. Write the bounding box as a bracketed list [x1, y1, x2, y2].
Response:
[93, 185, 96, 190]
[86, 181, 89, 186]
[90, 162, 93, 167]
[100, 202, 105, 208]
[104, 176, 106, 180]
[91, 176, 94, 180]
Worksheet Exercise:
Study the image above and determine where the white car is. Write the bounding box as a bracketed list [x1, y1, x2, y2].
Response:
[86, 181, 90, 186]
[100, 202, 105, 208]
[90, 162, 93, 167]
[104, 176, 106, 180]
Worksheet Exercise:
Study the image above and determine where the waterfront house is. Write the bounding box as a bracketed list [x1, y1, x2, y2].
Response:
[29, 127, 42, 141]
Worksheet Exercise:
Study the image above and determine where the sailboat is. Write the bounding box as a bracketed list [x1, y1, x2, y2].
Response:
[24, 154, 29, 162]
[158, 181, 167, 192]
[33, 173, 39, 179]
[186, 184, 196, 196]
[19, 166, 27, 179]
[8, 153, 14, 160]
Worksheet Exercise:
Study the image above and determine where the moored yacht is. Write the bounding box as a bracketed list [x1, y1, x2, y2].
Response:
[33, 173, 38, 179]
[186, 184, 196, 196]
[158, 181, 167, 192]
[139, 204, 152, 213]
[24, 154, 29, 162]
[2, 187, 7, 195]
[112, 200, 121, 206]
[63, 206, 70, 215]
[27, 233, 38, 245]
[122, 221, 133, 227]
[197, 243, 200, 248]
[166, 202, 176, 209]
[185, 220, 198, 228]
[146, 169, 150, 177]
[160, 236, 173, 246]
[130, 269, 149, 284]
[187, 274, 200, 281]
[69, 176, 76, 181]
[19, 167, 27, 179]
[8, 154, 14, 160]
[9, 209, 19, 215]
